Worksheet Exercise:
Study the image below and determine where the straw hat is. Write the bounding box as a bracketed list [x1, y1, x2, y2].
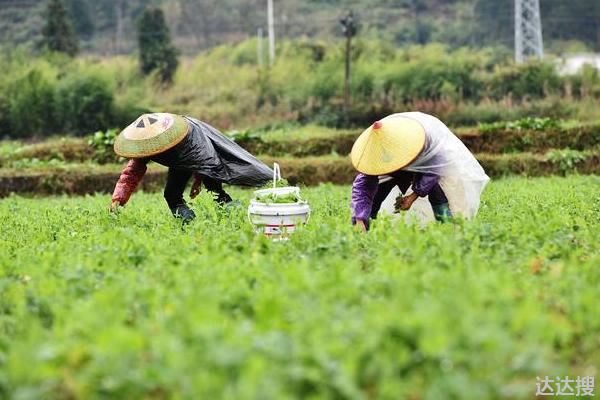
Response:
[350, 116, 426, 175]
[114, 113, 190, 158]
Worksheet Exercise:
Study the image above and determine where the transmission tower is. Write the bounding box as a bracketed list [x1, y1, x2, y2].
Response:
[514, 0, 544, 63]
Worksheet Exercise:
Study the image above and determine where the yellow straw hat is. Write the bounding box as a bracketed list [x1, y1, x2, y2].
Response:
[350, 116, 426, 175]
[114, 113, 190, 158]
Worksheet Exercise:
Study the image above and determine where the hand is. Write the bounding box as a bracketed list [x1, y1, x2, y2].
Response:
[395, 192, 419, 212]
[355, 219, 368, 232]
[109, 200, 121, 213]
[190, 181, 201, 199]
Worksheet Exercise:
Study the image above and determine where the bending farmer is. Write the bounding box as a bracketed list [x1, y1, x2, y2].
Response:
[110, 113, 273, 222]
[350, 112, 489, 231]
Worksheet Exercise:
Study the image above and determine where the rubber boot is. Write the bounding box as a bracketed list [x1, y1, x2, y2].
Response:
[214, 191, 233, 205]
[432, 203, 452, 222]
[171, 203, 196, 223]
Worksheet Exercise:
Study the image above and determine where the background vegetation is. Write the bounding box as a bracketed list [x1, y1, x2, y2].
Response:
[1, 0, 599, 54]
[1, 0, 599, 138]
[1, 39, 600, 139]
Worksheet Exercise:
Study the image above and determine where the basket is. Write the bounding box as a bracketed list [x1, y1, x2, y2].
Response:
[248, 163, 311, 238]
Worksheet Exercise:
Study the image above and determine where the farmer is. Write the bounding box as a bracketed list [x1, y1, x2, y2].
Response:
[110, 113, 273, 222]
[351, 112, 490, 231]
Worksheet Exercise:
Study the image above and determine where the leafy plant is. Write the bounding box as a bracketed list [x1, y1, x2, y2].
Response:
[254, 178, 303, 204]
[479, 117, 560, 133]
[546, 148, 587, 174]
[257, 177, 290, 189]
[227, 129, 262, 143]
[254, 191, 303, 204]
[88, 128, 119, 163]
[0, 176, 598, 399]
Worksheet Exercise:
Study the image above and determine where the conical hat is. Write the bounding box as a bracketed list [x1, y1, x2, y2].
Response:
[114, 113, 190, 158]
[350, 117, 426, 175]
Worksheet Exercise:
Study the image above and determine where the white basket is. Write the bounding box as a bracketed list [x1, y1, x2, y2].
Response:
[248, 163, 311, 238]
[248, 201, 311, 236]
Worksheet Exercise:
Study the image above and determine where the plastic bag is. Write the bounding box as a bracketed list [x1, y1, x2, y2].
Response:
[378, 186, 433, 225]
[150, 117, 273, 186]
[379, 112, 489, 221]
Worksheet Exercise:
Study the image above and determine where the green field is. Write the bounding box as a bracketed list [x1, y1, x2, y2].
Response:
[0, 176, 599, 399]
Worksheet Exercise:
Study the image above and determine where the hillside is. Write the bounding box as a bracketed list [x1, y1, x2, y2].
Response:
[0, 0, 598, 55]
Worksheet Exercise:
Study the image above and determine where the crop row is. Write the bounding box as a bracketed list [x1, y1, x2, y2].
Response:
[235, 123, 600, 158]
[0, 177, 598, 399]
[1, 151, 598, 198]
[2, 124, 599, 168]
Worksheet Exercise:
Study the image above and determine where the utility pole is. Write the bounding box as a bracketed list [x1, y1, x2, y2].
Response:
[267, 0, 275, 65]
[340, 11, 358, 113]
[515, 0, 544, 63]
[257, 27, 264, 67]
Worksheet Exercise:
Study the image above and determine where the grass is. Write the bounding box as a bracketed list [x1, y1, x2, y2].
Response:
[0, 175, 598, 399]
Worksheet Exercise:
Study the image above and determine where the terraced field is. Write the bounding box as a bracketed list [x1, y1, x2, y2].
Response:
[0, 121, 598, 197]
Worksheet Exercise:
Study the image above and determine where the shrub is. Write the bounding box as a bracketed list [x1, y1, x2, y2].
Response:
[54, 72, 115, 135]
[310, 62, 343, 105]
[444, 98, 575, 127]
[0, 39, 597, 137]
[568, 64, 600, 98]
[489, 61, 563, 100]
[111, 98, 150, 129]
[6, 69, 58, 137]
[230, 39, 261, 66]
[383, 45, 487, 103]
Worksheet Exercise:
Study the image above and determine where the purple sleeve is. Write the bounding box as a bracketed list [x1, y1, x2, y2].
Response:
[351, 173, 379, 224]
[412, 173, 440, 197]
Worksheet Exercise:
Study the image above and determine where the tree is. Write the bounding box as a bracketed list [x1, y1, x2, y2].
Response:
[408, 0, 430, 44]
[64, 0, 94, 40]
[175, 0, 218, 48]
[137, 7, 179, 83]
[540, 0, 600, 51]
[41, 0, 79, 56]
[340, 11, 359, 113]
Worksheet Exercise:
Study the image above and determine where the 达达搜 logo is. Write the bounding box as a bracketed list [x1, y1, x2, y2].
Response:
[536, 376, 595, 397]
